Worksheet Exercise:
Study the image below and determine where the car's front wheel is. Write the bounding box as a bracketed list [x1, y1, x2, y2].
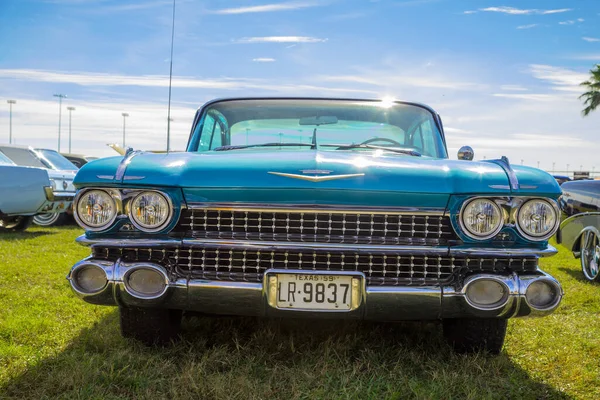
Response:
[580, 229, 600, 282]
[119, 307, 183, 346]
[33, 212, 68, 227]
[443, 318, 507, 354]
[0, 216, 34, 232]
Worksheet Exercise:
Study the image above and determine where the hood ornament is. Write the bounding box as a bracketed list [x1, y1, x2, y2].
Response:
[268, 171, 364, 182]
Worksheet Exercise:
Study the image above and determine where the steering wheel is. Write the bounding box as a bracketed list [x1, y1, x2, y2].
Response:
[360, 137, 404, 147]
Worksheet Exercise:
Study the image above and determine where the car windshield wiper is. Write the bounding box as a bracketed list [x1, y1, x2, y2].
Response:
[213, 143, 314, 151]
[320, 143, 421, 156]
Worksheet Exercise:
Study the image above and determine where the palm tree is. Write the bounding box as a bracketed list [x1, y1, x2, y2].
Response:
[580, 64, 600, 117]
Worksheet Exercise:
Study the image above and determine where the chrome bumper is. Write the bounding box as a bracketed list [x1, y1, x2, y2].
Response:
[68, 258, 563, 320]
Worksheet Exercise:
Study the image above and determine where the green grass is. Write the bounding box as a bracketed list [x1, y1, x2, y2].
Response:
[0, 226, 599, 399]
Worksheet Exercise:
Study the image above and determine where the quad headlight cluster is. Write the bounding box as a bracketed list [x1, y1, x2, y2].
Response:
[459, 197, 559, 242]
[73, 189, 173, 232]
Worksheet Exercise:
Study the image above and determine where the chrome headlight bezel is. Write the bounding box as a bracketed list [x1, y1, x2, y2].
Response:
[73, 189, 119, 232]
[515, 198, 560, 241]
[459, 197, 505, 240]
[127, 190, 173, 232]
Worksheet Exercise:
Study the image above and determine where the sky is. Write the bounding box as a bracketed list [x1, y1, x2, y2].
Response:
[0, 0, 599, 173]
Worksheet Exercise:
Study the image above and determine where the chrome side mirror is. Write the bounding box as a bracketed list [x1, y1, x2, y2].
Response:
[458, 146, 474, 161]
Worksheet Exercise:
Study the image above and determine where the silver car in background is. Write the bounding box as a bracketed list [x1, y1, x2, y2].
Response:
[0, 152, 56, 231]
[0, 145, 77, 226]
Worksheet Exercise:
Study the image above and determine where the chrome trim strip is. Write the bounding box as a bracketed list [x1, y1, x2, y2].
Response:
[186, 203, 446, 216]
[115, 150, 144, 182]
[181, 239, 450, 254]
[76, 235, 182, 247]
[450, 245, 557, 257]
[268, 171, 365, 182]
[123, 176, 146, 180]
[487, 156, 519, 191]
[75, 234, 555, 257]
[97, 175, 115, 180]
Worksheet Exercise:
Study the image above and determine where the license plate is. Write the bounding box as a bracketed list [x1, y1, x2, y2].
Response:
[274, 274, 355, 310]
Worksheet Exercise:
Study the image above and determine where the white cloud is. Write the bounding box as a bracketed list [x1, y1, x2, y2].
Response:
[211, 1, 322, 15]
[0, 68, 376, 95]
[517, 24, 538, 30]
[570, 54, 600, 61]
[583, 37, 600, 42]
[463, 10, 477, 14]
[500, 85, 528, 91]
[236, 36, 328, 44]
[559, 18, 584, 25]
[479, 6, 571, 15]
[252, 58, 276, 62]
[492, 93, 570, 102]
[528, 64, 588, 93]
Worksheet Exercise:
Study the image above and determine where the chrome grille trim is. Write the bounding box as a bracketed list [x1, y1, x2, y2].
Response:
[174, 207, 458, 245]
[91, 246, 539, 287]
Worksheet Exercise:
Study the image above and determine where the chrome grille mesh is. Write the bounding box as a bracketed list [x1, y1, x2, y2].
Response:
[174, 208, 458, 245]
[92, 246, 538, 286]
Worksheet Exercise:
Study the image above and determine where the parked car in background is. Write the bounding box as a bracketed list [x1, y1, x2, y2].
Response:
[0, 150, 63, 232]
[69, 98, 564, 353]
[0, 145, 76, 226]
[557, 179, 600, 282]
[552, 175, 572, 186]
[61, 153, 98, 168]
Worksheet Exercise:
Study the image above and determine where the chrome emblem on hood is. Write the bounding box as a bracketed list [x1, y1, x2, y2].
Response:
[268, 171, 365, 182]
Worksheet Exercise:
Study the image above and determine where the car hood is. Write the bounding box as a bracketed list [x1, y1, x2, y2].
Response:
[74, 150, 561, 208]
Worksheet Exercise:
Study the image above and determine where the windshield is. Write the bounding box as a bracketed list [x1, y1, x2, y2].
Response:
[189, 99, 447, 158]
[0, 147, 46, 168]
[35, 149, 78, 171]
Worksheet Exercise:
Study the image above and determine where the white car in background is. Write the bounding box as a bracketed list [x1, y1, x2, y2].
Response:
[0, 145, 77, 226]
[0, 152, 56, 231]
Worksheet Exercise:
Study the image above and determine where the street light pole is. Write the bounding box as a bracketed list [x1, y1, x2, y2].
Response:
[53, 94, 67, 152]
[67, 106, 75, 153]
[7, 100, 16, 144]
[122, 113, 129, 147]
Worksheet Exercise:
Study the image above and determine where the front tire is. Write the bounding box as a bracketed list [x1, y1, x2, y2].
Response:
[580, 229, 600, 282]
[0, 216, 34, 232]
[119, 307, 183, 346]
[443, 318, 507, 354]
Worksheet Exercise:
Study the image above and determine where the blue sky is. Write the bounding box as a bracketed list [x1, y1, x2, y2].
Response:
[0, 0, 599, 172]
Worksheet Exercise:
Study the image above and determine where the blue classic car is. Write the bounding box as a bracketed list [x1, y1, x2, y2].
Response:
[68, 98, 563, 353]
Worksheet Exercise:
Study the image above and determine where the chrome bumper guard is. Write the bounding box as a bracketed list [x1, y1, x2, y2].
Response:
[68, 258, 563, 320]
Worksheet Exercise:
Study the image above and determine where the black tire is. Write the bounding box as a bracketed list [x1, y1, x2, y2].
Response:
[0, 216, 34, 232]
[119, 306, 183, 346]
[443, 318, 508, 354]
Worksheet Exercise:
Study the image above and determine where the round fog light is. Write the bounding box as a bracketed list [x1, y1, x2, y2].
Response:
[526, 281, 558, 309]
[126, 268, 167, 298]
[465, 279, 508, 309]
[74, 265, 107, 293]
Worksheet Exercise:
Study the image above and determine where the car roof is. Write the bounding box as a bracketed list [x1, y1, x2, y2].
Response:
[195, 97, 439, 115]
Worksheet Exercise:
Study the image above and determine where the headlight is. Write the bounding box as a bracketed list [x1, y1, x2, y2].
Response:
[128, 191, 172, 232]
[460, 198, 503, 240]
[50, 179, 57, 190]
[516, 199, 558, 240]
[74, 189, 118, 231]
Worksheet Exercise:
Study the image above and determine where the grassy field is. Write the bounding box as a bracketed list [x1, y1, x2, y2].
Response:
[0, 226, 599, 399]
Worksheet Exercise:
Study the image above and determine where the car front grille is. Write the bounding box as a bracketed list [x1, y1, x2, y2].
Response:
[172, 208, 459, 245]
[92, 246, 538, 286]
